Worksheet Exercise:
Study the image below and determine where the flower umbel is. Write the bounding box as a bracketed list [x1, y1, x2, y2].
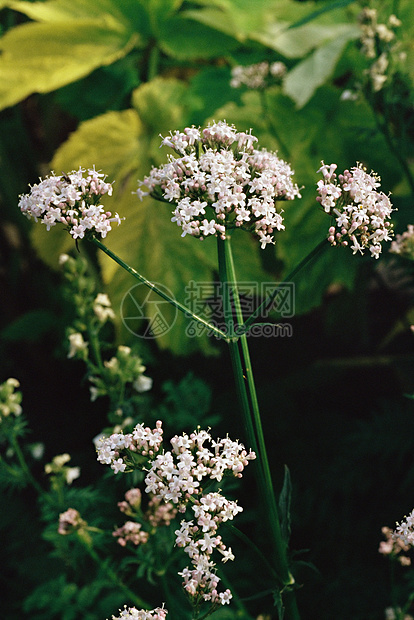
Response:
[316, 162, 394, 258]
[19, 167, 120, 240]
[109, 606, 167, 620]
[136, 121, 301, 249]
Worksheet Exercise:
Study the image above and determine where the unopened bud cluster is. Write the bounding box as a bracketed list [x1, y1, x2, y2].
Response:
[390, 224, 414, 260]
[136, 121, 301, 249]
[19, 167, 120, 240]
[379, 526, 411, 566]
[230, 61, 286, 89]
[114, 488, 177, 547]
[359, 7, 402, 92]
[0, 378, 22, 423]
[316, 162, 394, 259]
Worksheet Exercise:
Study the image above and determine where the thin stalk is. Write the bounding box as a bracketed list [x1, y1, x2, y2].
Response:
[220, 236, 296, 594]
[84, 542, 150, 609]
[89, 236, 229, 342]
[227, 523, 279, 582]
[367, 96, 414, 196]
[240, 239, 327, 334]
[11, 434, 46, 498]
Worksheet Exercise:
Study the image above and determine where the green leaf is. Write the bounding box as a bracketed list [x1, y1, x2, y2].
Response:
[0, 17, 140, 110]
[0, 310, 56, 342]
[283, 30, 358, 108]
[10, 0, 148, 30]
[254, 21, 358, 58]
[157, 13, 238, 59]
[131, 77, 193, 134]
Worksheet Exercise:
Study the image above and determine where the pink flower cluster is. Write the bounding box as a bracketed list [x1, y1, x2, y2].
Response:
[316, 161, 394, 258]
[136, 121, 301, 249]
[97, 421, 255, 607]
[58, 508, 85, 535]
[114, 488, 177, 547]
[176, 492, 241, 606]
[113, 521, 149, 547]
[390, 224, 414, 259]
[19, 167, 121, 240]
[110, 606, 167, 620]
[379, 526, 411, 566]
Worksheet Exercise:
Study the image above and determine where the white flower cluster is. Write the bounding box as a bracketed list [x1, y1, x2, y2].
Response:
[230, 61, 286, 89]
[394, 509, 414, 546]
[136, 121, 301, 249]
[176, 492, 241, 606]
[0, 378, 22, 422]
[19, 167, 121, 240]
[97, 420, 164, 473]
[316, 161, 394, 259]
[390, 224, 414, 259]
[110, 606, 167, 620]
[97, 421, 255, 607]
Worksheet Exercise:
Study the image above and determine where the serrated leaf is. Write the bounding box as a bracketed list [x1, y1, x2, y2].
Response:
[0, 18, 140, 110]
[283, 32, 358, 108]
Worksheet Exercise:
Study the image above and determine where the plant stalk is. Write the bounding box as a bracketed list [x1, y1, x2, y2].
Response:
[88, 237, 229, 342]
[217, 236, 299, 618]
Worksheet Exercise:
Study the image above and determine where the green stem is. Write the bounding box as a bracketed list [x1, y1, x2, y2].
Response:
[227, 523, 279, 582]
[87, 325, 105, 375]
[367, 95, 414, 196]
[84, 542, 150, 609]
[259, 90, 292, 161]
[11, 433, 46, 498]
[218, 236, 296, 596]
[88, 236, 229, 342]
[240, 239, 327, 335]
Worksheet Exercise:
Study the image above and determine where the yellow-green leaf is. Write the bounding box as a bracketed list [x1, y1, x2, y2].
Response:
[0, 19, 139, 110]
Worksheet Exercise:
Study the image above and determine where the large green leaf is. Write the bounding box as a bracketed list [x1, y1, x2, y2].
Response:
[254, 21, 358, 58]
[283, 31, 358, 108]
[10, 0, 148, 30]
[157, 14, 238, 59]
[0, 5, 142, 110]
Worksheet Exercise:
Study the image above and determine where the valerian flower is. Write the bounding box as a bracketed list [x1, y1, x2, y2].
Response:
[97, 420, 255, 607]
[390, 224, 414, 259]
[109, 606, 167, 620]
[19, 167, 121, 240]
[316, 162, 394, 258]
[136, 121, 301, 249]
